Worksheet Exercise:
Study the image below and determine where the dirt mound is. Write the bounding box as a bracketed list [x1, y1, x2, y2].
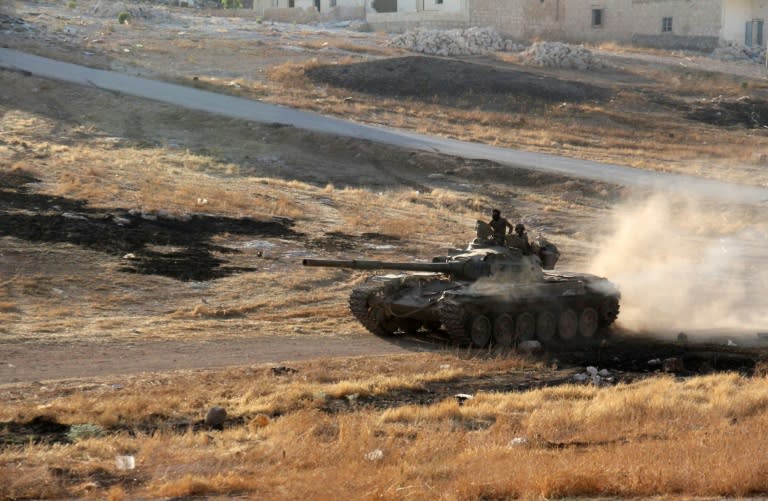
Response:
[305, 56, 609, 110]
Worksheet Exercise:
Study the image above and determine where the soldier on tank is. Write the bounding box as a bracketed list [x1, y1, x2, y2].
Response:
[488, 209, 513, 245]
[508, 223, 533, 255]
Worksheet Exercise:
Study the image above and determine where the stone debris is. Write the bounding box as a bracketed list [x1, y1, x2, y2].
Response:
[662, 357, 684, 373]
[712, 42, 767, 64]
[389, 27, 523, 56]
[204, 406, 227, 429]
[454, 393, 473, 405]
[573, 366, 613, 385]
[517, 340, 542, 355]
[508, 437, 528, 447]
[519, 42, 605, 70]
[364, 448, 384, 461]
[115, 455, 135, 470]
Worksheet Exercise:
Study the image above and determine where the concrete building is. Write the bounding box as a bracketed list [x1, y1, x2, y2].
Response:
[362, 0, 768, 50]
[253, 0, 364, 21]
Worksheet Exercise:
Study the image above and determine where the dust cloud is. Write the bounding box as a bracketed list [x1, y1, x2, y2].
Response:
[589, 194, 768, 338]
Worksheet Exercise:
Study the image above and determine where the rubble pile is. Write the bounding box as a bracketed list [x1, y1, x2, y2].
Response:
[519, 41, 604, 70]
[390, 27, 523, 56]
[711, 42, 766, 63]
[90, 0, 171, 21]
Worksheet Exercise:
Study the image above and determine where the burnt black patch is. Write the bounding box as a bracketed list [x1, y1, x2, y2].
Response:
[0, 167, 40, 191]
[49, 466, 144, 489]
[0, 182, 302, 281]
[686, 97, 768, 128]
[305, 56, 609, 111]
[0, 416, 71, 448]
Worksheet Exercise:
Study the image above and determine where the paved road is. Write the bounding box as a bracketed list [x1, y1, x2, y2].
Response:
[2, 48, 767, 204]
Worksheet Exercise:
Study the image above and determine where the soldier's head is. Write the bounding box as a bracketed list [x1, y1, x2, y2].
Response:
[491, 209, 500, 221]
[515, 223, 525, 236]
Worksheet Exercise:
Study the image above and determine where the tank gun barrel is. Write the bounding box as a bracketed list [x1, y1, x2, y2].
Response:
[302, 258, 462, 273]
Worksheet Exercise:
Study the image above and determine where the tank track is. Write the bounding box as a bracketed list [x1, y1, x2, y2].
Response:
[599, 296, 620, 327]
[438, 300, 471, 345]
[348, 282, 392, 337]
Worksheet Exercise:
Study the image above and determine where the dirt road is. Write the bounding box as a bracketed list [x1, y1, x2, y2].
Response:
[0, 335, 436, 384]
[3, 48, 767, 204]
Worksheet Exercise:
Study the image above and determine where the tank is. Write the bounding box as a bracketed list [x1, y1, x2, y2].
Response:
[302, 222, 620, 347]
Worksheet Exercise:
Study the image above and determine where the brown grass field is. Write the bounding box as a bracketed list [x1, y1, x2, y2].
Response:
[2, 0, 768, 499]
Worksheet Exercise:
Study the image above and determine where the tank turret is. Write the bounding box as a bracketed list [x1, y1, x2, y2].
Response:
[302, 246, 540, 282]
[302, 230, 619, 348]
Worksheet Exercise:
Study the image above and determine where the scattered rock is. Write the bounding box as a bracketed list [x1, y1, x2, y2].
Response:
[712, 41, 766, 64]
[519, 42, 604, 70]
[364, 448, 384, 461]
[390, 27, 517, 56]
[454, 393, 473, 405]
[517, 340, 542, 355]
[115, 455, 135, 470]
[204, 406, 227, 429]
[508, 437, 528, 447]
[662, 357, 684, 373]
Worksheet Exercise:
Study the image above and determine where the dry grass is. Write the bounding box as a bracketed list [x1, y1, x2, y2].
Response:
[256, 53, 768, 186]
[3, 357, 768, 500]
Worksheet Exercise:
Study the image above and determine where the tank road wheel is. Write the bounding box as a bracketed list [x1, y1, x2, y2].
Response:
[599, 297, 620, 327]
[370, 304, 399, 335]
[438, 301, 471, 345]
[558, 308, 578, 340]
[579, 307, 599, 338]
[515, 312, 536, 341]
[469, 315, 493, 348]
[536, 311, 557, 342]
[493, 314, 515, 347]
[349, 284, 397, 337]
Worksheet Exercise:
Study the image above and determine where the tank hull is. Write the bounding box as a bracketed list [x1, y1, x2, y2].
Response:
[348, 271, 620, 347]
[304, 236, 619, 348]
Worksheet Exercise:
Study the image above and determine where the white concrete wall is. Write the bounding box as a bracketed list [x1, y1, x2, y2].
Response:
[723, 0, 753, 42]
[367, 9, 470, 31]
[423, 0, 465, 12]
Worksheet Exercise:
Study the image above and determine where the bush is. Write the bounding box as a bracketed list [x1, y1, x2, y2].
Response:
[118, 11, 130, 24]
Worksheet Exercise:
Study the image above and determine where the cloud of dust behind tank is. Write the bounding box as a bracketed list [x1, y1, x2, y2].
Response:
[589, 194, 768, 337]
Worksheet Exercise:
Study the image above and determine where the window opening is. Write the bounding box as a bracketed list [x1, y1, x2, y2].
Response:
[591, 9, 603, 27]
[662, 16, 673, 33]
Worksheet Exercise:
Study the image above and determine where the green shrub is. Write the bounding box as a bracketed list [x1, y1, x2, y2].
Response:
[118, 11, 130, 24]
